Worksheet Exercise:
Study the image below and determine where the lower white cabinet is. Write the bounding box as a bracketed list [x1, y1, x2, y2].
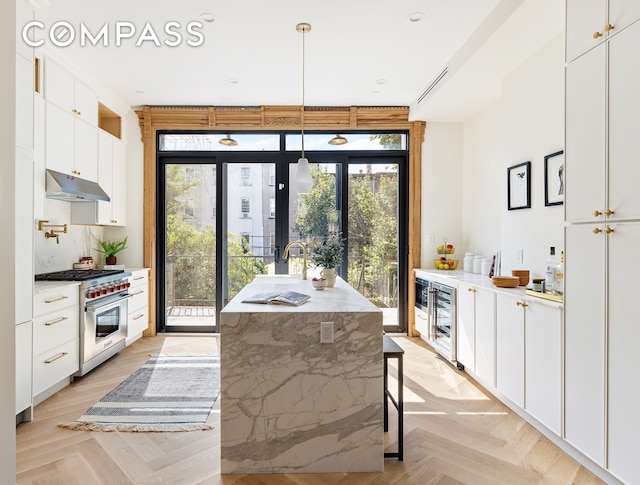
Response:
[414, 306, 428, 337]
[457, 283, 495, 386]
[16, 321, 32, 417]
[496, 293, 525, 408]
[127, 269, 149, 345]
[524, 300, 562, 436]
[32, 285, 80, 401]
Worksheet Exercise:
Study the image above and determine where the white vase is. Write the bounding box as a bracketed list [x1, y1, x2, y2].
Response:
[320, 267, 337, 287]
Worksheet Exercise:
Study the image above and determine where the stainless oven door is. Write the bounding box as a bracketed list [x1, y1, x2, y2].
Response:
[83, 293, 130, 363]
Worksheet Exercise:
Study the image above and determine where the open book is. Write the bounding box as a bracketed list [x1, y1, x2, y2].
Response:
[242, 291, 310, 306]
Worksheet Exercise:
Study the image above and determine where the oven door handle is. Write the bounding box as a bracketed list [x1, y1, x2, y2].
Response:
[86, 294, 132, 313]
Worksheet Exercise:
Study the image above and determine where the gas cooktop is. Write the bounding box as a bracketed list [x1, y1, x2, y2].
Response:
[35, 269, 125, 281]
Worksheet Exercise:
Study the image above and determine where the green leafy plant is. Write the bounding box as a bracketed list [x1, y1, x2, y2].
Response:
[95, 236, 128, 257]
[309, 232, 345, 268]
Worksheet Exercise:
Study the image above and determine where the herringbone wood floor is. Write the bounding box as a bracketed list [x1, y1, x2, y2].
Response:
[16, 335, 604, 484]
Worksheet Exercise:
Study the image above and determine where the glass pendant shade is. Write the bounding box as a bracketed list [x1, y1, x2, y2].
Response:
[294, 157, 313, 194]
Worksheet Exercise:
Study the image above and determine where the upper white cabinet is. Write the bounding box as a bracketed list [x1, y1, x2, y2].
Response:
[16, 0, 33, 61]
[15, 53, 34, 150]
[71, 131, 126, 225]
[566, 0, 640, 61]
[45, 59, 97, 126]
[45, 102, 98, 182]
[566, 20, 640, 223]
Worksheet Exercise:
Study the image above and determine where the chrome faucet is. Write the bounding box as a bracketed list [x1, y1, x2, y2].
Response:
[283, 240, 308, 280]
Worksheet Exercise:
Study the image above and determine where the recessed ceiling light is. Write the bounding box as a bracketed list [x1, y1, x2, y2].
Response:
[371, 90, 380, 95]
[227, 78, 239, 84]
[136, 90, 145, 94]
[376, 78, 387, 85]
[408, 12, 425, 22]
[200, 13, 216, 23]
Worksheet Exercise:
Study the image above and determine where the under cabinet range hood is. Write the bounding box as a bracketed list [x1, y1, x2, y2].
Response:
[46, 169, 110, 202]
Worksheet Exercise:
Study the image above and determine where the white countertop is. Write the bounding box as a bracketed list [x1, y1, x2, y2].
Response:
[415, 268, 563, 308]
[222, 274, 380, 314]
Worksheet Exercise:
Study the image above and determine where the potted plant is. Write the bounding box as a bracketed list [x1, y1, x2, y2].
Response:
[96, 236, 128, 265]
[309, 232, 345, 287]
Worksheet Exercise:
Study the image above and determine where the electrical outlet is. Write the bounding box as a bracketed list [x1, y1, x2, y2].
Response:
[320, 322, 334, 343]
[515, 248, 523, 264]
[426, 234, 434, 245]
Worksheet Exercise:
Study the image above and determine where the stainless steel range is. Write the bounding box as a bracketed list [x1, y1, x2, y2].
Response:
[35, 269, 132, 376]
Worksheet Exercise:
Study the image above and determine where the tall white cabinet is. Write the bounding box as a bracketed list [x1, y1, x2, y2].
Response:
[565, 3, 640, 483]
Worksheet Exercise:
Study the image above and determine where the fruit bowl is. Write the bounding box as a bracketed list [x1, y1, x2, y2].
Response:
[436, 248, 456, 255]
[311, 277, 327, 290]
[434, 259, 459, 270]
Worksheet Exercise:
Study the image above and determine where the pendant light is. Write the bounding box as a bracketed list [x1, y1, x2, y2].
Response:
[219, 134, 238, 146]
[328, 134, 348, 145]
[293, 22, 314, 194]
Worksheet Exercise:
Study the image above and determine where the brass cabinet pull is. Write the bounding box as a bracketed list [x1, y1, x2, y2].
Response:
[45, 316, 68, 326]
[605, 226, 614, 234]
[417, 314, 427, 320]
[516, 301, 528, 308]
[605, 209, 615, 217]
[593, 31, 603, 39]
[44, 352, 68, 364]
[131, 290, 144, 296]
[133, 276, 145, 280]
[133, 314, 145, 320]
[468, 288, 475, 293]
[111, 219, 117, 223]
[605, 23, 614, 32]
[593, 227, 603, 234]
[44, 295, 69, 304]
[593, 210, 602, 217]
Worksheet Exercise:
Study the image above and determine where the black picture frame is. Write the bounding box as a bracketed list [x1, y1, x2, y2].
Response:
[507, 161, 531, 210]
[544, 150, 564, 206]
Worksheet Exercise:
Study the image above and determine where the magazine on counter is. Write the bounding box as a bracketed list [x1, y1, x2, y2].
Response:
[242, 291, 310, 306]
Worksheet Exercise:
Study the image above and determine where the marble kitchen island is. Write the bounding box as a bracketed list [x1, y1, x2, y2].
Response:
[220, 275, 383, 474]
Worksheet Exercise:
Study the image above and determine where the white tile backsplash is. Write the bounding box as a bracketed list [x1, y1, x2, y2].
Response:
[34, 199, 103, 274]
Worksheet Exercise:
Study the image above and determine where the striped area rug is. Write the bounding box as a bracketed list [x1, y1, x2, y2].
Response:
[58, 355, 220, 432]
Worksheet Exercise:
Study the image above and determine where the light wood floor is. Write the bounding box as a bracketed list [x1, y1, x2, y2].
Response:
[16, 335, 604, 485]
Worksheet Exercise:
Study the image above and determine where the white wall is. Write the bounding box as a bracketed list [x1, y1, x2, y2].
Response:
[437, 33, 565, 278]
[499, 33, 564, 276]
[1, 2, 17, 482]
[420, 122, 463, 268]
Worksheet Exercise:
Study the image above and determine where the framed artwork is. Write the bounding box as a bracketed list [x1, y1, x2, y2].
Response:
[544, 150, 564, 206]
[507, 161, 531, 210]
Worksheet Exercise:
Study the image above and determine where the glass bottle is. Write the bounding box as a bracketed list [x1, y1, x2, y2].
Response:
[545, 246, 558, 293]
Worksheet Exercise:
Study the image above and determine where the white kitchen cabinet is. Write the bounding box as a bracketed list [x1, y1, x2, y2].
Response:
[15, 53, 33, 150]
[16, 0, 33, 61]
[565, 43, 605, 224]
[127, 269, 149, 345]
[606, 222, 640, 484]
[457, 282, 495, 385]
[16, 321, 32, 418]
[457, 283, 475, 372]
[474, 287, 496, 387]
[524, 300, 562, 436]
[414, 306, 428, 336]
[33, 93, 46, 220]
[45, 101, 98, 182]
[44, 58, 97, 126]
[496, 293, 525, 408]
[607, 22, 640, 222]
[566, 20, 640, 224]
[71, 131, 126, 225]
[32, 285, 80, 402]
[564, 224, 606, 465]
[566, 0, 640, 62]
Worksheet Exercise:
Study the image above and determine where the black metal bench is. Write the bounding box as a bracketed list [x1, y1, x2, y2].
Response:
[383, 334, 404, 461]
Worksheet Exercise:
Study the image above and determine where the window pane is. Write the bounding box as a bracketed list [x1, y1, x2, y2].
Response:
[286, 133, 406, 151]
[159, 133, 280, 151]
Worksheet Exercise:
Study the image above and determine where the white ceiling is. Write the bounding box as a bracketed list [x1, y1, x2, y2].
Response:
[28, 0, 564, 121]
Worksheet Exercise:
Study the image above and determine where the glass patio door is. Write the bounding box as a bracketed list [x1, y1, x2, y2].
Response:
[162, 162, 217, 332]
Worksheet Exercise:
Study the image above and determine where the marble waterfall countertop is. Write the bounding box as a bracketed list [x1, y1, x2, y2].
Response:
[220, 275, 384, 474]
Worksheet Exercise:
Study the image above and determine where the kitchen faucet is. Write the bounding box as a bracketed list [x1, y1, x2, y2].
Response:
[283, 240, 308, 280]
